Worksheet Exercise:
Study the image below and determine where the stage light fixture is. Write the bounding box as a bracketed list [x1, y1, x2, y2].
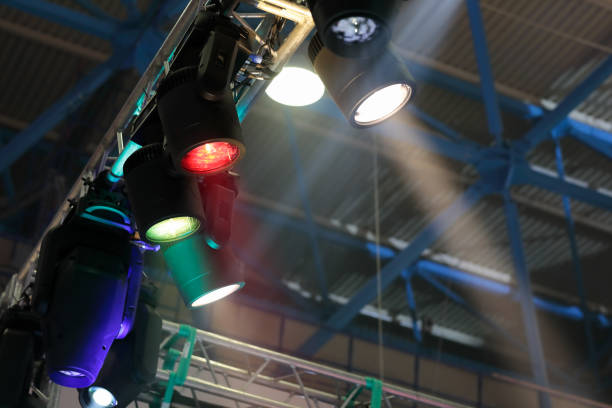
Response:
[79, 288, 162, 408]
[123, 143, 204, 244]
[308, 33, 415, 128]
[307, 0, 398, 58]
[80, 387, 117, 408]
[199, 171, 239, 249]
[162, 234, 244, 308]
[157, 66, 244, 175]
[32, 175, 142, 388]
[265, 67, 325, 106]
[0, 307, 43, 408]
[158, 15, 250, 176]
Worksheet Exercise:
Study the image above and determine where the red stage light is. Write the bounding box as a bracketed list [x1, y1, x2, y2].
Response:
[181, 142, 240, 174]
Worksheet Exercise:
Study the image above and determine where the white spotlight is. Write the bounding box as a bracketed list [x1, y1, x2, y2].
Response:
[265, 67, 325, 107]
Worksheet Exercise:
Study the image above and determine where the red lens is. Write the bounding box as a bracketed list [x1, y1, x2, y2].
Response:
[181, 142, 240, 174]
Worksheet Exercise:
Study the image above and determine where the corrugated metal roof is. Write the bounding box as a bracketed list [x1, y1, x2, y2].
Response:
[2, 0, 612, 364]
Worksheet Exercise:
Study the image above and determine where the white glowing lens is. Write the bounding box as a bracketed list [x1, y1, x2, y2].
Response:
[354, 83, 412, 126]
[190, 284, 242, 308]
[331, 16, 378, 43]
[91, 387, 117, 407]
[59, 370, 84, 377]
[265, 67, 325, 107]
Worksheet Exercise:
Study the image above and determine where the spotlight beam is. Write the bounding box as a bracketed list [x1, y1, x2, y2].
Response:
[298, 183, 486, 356]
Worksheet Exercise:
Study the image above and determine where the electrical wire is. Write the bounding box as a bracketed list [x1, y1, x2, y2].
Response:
[373, 134, 384, 381]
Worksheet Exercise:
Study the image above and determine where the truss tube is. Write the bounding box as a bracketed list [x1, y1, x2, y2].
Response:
[15, 0, 201, 284]
[192, 356, 338, 403]
[157, 370, 301, 408]
[162, 321, 472, 408]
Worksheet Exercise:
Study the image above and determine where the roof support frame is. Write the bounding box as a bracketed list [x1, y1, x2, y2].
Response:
[503, 193, 551, 408]
[297, 182, 486, 356]
[553, 137, 597, 374]
[465, 0, 503, 145]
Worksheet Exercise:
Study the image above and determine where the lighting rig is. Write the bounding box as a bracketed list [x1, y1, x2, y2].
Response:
[1, 1, 417, 406]
[32, 170, 143, 389]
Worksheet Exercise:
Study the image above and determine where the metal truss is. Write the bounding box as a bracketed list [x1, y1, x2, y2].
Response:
[157, 320, 470, 408]
[153, 320, 612, 408]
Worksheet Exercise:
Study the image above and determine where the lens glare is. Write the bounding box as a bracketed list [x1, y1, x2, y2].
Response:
[190, 284, 243, 308]
[90, 387, 117, 408]
[146, 216, 200, 243]
[59, 370, 84, 377]
[181, 141, 240, 174]
[331, 16, 378, 43]
[354, 83, 412, 126]
[265, 67, 325, 107]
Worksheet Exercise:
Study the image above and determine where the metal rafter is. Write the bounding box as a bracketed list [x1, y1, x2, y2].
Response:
[297, 183, 486, 356]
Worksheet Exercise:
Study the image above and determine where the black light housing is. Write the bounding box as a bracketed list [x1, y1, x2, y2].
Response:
[307, 0, 397, 58]
[157, 66, 245, 175]
[162, 234, 245, 308]
[78, 289, 162, 408]
[123, 143, 205, 244]
[32, 194, 137, 388]
[308, 33, 415, 128]
[0, 307, 43, 408]
[199, 171, 239, 249]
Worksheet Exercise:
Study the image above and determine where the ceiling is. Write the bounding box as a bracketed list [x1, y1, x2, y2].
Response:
[1, 0, 612, 397]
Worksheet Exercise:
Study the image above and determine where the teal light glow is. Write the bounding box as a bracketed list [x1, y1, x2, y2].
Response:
[80, 213, 133, 233]
[109, 140, 142, 181]
[85, 205, 130, 225]
[133, 93, 147, 117]
[162, 235, 243, 308]
[206, 237, 220, 250]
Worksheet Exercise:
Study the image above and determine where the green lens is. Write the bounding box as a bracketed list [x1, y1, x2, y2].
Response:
[145, 216, 200, 243]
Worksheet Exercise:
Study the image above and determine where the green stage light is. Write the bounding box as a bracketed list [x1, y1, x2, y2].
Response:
[124, 144, 204, 244]
[162, 234, 244, 308]
[145, 216, 200, 244]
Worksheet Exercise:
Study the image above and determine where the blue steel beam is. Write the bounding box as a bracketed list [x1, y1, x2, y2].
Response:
[405, 59, 543, 120]
[553, 139, 597, 371]
[297, 183, 486, 356]
[1, 0, 120, 41]
[567, 120, 612, 160]
[416, 270, 526, 351]
[284, 110, 329, 306]
[236, 201, 612, 325]
[515, 55, 612, 152]
[504, 193, 551, 408]
[404, 105, 465, 144]
[122, 0, 141, 20]
[511, 164, 612, 211]
[0, 55, 122, 174]
[232, 291, 592, 397]
[465, 0, 503, 145]
[404, 57, 612, 159]
[401, 269, 422, 342]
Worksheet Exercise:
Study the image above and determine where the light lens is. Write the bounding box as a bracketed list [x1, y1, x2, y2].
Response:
[331, 16, 378, 43]
[146, 216, 200, 243]
[354, 83, 412, 126]
[181, 141, 240, 174]
[90, 387, 117, 408]
[265, 67, 325, 107]
[59, 370, 84, 377]
[190, 283, 243, 308]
